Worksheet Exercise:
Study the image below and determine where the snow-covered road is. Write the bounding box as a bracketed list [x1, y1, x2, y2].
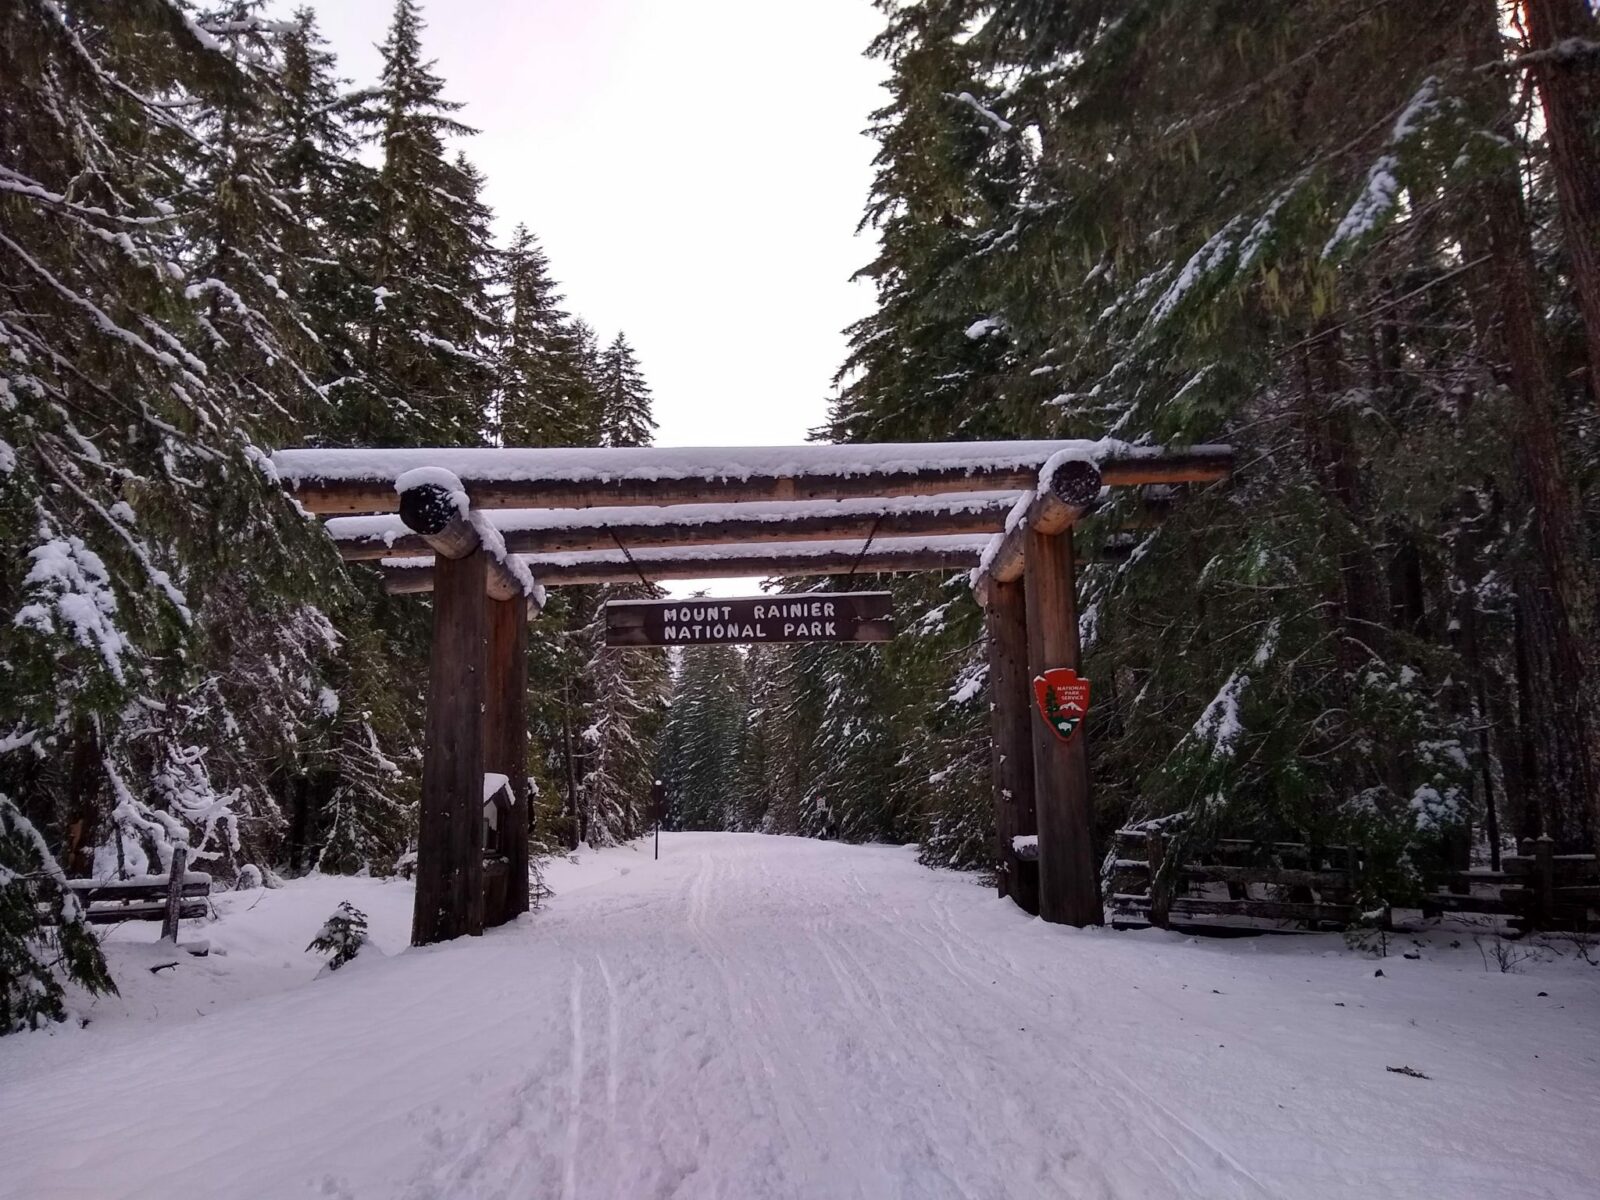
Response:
[3, 833, 1597, 1199]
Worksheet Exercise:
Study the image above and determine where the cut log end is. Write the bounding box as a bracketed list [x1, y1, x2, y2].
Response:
[398, 483, 463, 538]
[1045, 459, 1103, 509]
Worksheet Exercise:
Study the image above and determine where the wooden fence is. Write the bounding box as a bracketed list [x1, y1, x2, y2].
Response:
[1105, 826, 1598, 935]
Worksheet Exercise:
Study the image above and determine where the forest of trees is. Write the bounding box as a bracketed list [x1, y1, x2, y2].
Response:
[0, 0, 667, 1030]
[5, 0, 1599, 1032]
[660, 0, 1600, 918]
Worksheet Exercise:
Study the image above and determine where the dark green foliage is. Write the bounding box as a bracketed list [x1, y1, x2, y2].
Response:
[0, 0, 633, 1026]
[596, 334, 658, 449]
[1, 794, 114, 1032]
[659, 644, 747, 830]
[497, 226, 597, 447]
[732, 0, 1599, 907]
[306, 900, 369, 971]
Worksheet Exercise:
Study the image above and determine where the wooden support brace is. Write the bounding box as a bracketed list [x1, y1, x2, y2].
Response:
[984, 579, 1039, 916]
[412, 548, 488, 945]
[1023, 527, 1104, 927]
[974, 458, 1103, 605]
[398, 482, 531, 602]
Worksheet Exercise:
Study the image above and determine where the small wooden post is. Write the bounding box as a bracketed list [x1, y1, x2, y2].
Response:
[1145, 829, 1172, 930]
[413, 548, 488, 945]
[1023, 527, 1104, 927]
[1531, 835, 1555, 931]
[160, 843, 189, 943]
[984, 579, 1039, 915]
[483, 590, 530, 927]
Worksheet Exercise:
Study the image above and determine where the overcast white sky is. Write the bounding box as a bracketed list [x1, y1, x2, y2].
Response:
[298, 0, 888, 594]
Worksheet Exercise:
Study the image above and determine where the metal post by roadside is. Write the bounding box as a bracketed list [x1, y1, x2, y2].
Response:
[652, 778, 664, 860]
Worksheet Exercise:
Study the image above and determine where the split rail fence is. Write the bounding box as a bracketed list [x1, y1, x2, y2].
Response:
[1105, 826, 1599, 935]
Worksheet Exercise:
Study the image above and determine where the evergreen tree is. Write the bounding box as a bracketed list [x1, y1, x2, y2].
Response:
[269, 7, 383, 426]
[497, 225, 596, 446]
[0, 0, 369, 1014]
[659, 645, 747, 830]
[306, 900, 369, 971]
[2, 793, 115, 1031]
[596, 333, 658, 448]
[346, 0, 498, 447]
[578, 592, 670, 846]
[826, 0, 1600, 903]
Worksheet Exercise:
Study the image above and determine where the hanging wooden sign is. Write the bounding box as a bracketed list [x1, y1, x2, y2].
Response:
[604, 591, 894, 646]
[1033, 667, 1090, 743]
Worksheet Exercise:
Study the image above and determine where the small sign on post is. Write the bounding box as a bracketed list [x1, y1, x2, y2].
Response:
[604, 592, 894, 647]
[651, 778, 664, 860]
[1033, 668, 1090, 743]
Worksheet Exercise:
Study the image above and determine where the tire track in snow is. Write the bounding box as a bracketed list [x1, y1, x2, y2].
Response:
[915, 881, 1276, 1198]
[562, 963, 586, 1200]
[684, 845, 840, 1190]
[594, 951, 620, 1126]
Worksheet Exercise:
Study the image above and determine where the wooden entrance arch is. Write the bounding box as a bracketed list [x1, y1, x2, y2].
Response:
[273, 441, 1231, 944]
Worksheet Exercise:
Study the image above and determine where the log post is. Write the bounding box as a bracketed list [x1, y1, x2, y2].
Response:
[1145, 829, 1171, 930]
[413, 548, 488, 945]
[984, 579, 1039, 915]
[1531, 835, 1555, 931]
[1023, 527, 1104, 927]
[160, 843, 189, 943]
[484, 591, 530, 926]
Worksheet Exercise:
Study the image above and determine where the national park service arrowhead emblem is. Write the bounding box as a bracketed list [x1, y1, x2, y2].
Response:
[1033, 668, 1090, 743]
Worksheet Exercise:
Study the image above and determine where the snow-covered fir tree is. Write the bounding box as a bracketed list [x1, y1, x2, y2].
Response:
[497, 224, 596, 447]
[659, 644, 747, 830]
[596, 333, 658, 448]
[0, 0, 371, 1012]
[346, 0, 498, 446]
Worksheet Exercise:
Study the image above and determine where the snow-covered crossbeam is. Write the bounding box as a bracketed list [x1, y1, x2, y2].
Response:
[377, 535, 992, 593]
[390, 467, 543, 605]
[272, 441, 1233, 514]
[327, 491, 1023, 562]
[969, 444, 1229, 602]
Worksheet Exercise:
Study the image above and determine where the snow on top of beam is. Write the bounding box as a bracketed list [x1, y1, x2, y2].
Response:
[380, 533, 992, 571]
[325, 491, 1022, 546]
[393, 465, 468, 510]
[274, 440, 1125, 485]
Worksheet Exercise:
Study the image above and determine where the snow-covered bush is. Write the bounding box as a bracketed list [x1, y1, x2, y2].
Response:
[306, 902, 369, 972]
[1, 794, 115, 1033]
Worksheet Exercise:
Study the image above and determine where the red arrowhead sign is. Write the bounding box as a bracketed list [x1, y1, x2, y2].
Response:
[1033, 668, 1091, 743]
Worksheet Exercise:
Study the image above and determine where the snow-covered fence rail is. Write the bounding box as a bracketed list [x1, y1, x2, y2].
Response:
[53, 861, 211, 930]
[1421, 839, 1599, 932]
[1109, 829, 1600, 934]
[1108, 828, 1364, 932]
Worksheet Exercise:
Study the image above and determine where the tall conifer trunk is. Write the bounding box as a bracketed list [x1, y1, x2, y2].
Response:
[1461, 0, 1600, 851]
[1521, 0, 1600, 400]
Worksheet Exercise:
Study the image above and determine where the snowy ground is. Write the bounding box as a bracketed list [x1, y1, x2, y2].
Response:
[2, 834, 1597, 1200]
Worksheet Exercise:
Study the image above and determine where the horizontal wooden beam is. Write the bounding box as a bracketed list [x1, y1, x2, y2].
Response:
[331, 493, 1020, 562]
[377, 537, 990, 594]
[276, 443, 1234, 515]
